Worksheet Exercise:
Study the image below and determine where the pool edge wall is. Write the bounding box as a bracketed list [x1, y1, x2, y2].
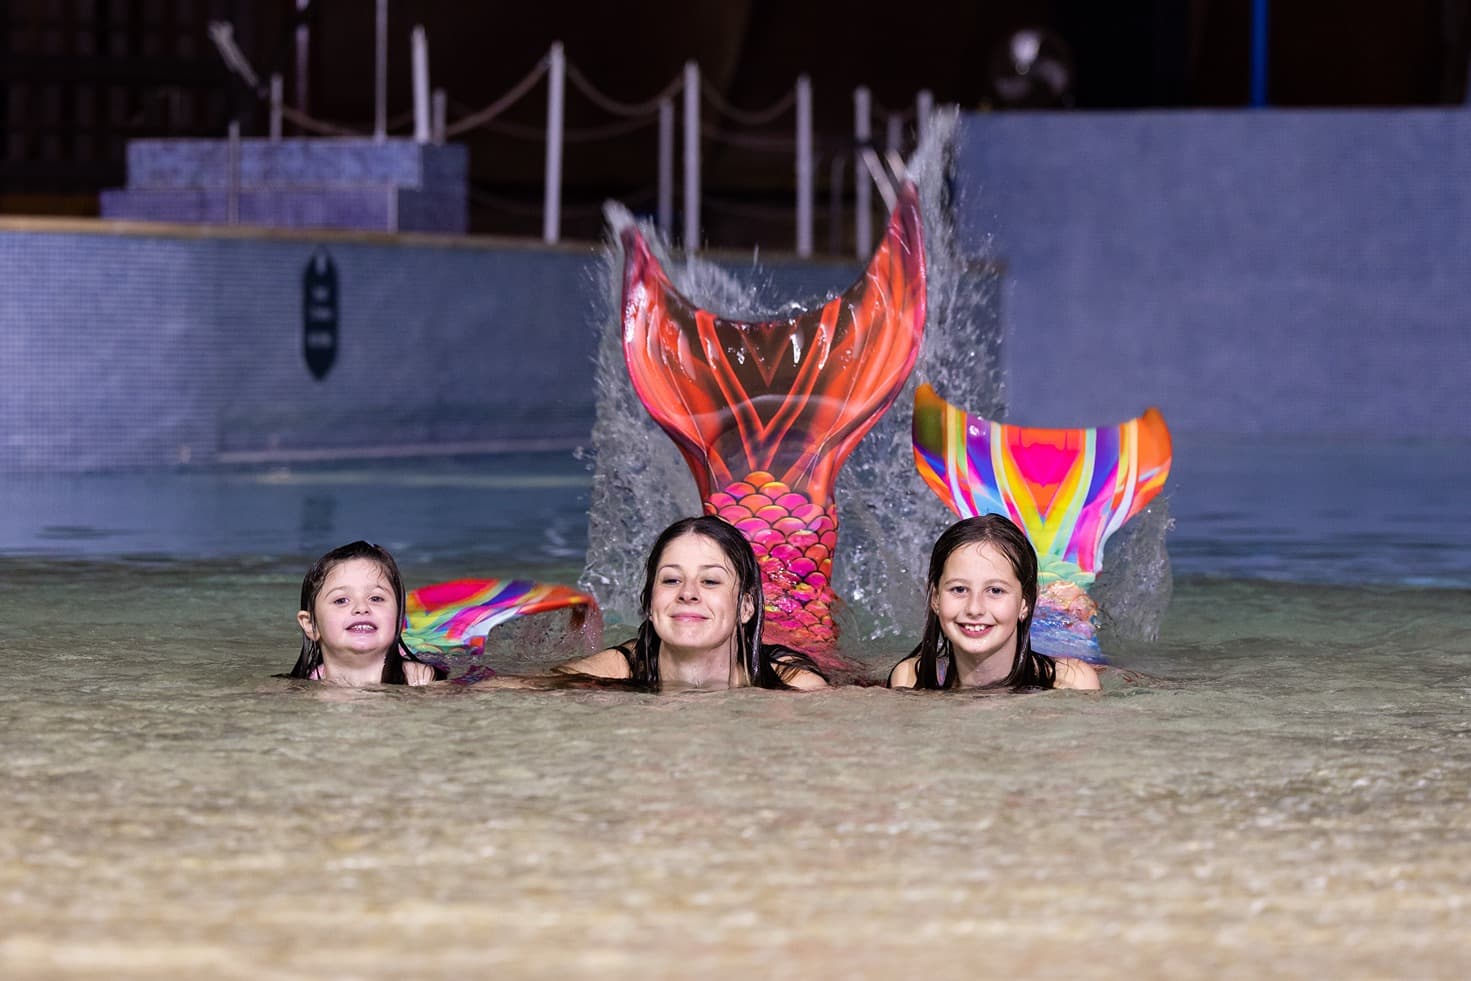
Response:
[0, 220, 860, 472]
[955, 107, 1471, 439]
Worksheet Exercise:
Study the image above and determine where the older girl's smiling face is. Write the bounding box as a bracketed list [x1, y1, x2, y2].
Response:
[931, 541, 1029, 667]
[298, 557, 399, 662]
[648, 532, 754, 660]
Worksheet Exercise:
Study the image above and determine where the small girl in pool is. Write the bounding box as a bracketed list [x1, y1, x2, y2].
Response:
[287, 540, 443, 686]
[888, 514, 1100, 692]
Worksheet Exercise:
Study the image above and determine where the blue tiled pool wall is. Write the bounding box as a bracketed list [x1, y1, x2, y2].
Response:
[0, 226, 862, 472]
[2, 232, 224, 471]
[956, 108, 1471, 438]
[9, 107, 1469, 473]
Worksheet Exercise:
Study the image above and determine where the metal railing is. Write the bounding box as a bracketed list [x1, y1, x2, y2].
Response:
[208, 10, 938, 256]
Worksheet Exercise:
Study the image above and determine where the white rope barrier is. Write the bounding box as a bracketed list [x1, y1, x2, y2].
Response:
[269, 74, 283, 139]
[543, 42, 564, 243]
[412, 26, 431, 144]
[853, 86, 872, 258]
[658, 99, 674, 235]
[795, 75, 813, 256]
[444, 56, 550, 137]
[564, 59, 683, 117]
[702, 83, 797, 127]
[916, 89, 934, 143]
[373, 0, 387, 141]
[205, 23, 941, 253]
[294, 0, 310, 113]
[207, 22, 260, 91]
[449, 110, 657, 144]
[684, 61, 701, 250]
[279, 105, 365, 138]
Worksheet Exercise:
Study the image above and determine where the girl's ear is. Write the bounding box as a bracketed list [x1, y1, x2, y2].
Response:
[297, 610, 319, 640]
[740, 593, 756, 624]
[929, 587, 941, 617]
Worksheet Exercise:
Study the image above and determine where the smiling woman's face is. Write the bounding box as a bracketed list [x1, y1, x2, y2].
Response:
[647, 532, 754, 660]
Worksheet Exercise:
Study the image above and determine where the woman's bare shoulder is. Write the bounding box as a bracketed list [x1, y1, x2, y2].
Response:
[554, 646, 633, 680]
[1053, 657, 1101, 691]
[773, 661, 828, 690]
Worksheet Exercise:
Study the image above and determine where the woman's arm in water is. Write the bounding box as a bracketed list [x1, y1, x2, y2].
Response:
[886, 655, 920, 689]
[1052, 656, 1101, 691]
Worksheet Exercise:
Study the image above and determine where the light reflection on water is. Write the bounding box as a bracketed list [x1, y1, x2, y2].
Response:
[2, 441, 1470, 977]
[4, 438, 1471, 587]
[0, 453, 593, 569]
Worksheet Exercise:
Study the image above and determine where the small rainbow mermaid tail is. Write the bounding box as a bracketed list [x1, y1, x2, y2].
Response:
[402, 579, 602, 679]
[912, 383, 1172, 660]
[620, 182, 927, 656]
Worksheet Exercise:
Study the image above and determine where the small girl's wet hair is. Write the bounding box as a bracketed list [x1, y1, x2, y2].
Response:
[286, 540, 436, 684]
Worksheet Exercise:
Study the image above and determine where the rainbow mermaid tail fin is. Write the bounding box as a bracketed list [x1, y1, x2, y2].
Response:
[912, 383, 1172, 660]
[403, 579, 602, 677]
[620, 182, 927, 655]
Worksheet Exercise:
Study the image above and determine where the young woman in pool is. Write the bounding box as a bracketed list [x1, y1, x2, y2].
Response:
[888, 514, 1101, 692]
[287, 540, 444, 686]
[554, 515, 828, 691]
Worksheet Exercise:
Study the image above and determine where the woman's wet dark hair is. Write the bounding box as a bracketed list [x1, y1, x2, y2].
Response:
[286, 540, 443, 684]
[624, 515, 824, 690]
[910, 514, 1056, 691]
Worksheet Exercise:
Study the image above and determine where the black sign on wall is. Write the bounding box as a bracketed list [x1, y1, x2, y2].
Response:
[302, 249, 339, 380]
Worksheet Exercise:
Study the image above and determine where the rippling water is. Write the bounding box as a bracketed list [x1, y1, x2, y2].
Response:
[3, 443, 1469, 978]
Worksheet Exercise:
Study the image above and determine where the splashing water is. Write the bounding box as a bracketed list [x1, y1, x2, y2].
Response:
[580, 109, 1171, 648]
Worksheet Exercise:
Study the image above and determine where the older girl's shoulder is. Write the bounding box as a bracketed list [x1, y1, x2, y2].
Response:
[887, 655, 920, 689]
[1052, 657, 1101, 691]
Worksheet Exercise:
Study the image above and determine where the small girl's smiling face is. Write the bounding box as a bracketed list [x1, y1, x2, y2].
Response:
[297, 558, 400, 663]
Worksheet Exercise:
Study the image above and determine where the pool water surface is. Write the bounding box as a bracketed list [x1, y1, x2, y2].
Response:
[2, 438, 1468, 979]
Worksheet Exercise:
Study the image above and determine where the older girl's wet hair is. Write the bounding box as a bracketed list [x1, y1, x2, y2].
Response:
[911, 514, 1057, 691]
[624, 515, 824, 690]
[287, 540, 442, 684]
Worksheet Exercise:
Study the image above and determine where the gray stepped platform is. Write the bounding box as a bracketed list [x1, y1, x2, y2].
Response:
[101, 138, 467, 234]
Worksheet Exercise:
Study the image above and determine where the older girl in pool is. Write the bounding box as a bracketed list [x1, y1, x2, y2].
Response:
[888, 514, 1100, 692]
[287, 540, 443, 686]
[555, 515, 827, 691]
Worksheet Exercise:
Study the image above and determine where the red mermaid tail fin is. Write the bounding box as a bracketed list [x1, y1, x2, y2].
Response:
[620, 182, 927, 653]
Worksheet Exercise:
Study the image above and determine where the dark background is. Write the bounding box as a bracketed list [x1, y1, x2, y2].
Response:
[3, 0, 1469, 249]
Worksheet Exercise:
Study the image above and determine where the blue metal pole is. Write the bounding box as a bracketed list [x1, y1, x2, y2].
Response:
[1251, 0, 1269, 106]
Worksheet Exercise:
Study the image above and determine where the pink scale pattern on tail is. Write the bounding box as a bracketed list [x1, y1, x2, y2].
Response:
[712, 471, 839, 648]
